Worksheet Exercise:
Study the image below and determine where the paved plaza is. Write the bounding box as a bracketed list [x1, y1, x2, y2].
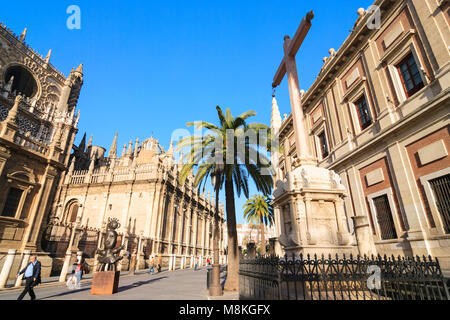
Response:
[0, 268, 237, 300]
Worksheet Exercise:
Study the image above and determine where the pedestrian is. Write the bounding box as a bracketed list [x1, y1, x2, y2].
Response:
[147, 255, 156, 275]
[16, 255, 41, 300]
[74, 256, 85, 289]
[157, 254, 162, 273]
[194, 257, 198, 271]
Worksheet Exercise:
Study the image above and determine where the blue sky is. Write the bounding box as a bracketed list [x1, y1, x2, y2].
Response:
[2, 0, 373, 223]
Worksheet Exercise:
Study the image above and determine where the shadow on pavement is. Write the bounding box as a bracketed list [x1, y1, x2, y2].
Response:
[39, 286, 91, 300]
[117, 276, 168, 293]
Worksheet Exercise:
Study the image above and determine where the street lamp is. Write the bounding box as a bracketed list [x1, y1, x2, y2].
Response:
[209, 166, 223, 296]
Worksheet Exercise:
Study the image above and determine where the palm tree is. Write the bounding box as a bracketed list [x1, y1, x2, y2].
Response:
[243, 195, 274, 256]
[177, 106, 275, 291]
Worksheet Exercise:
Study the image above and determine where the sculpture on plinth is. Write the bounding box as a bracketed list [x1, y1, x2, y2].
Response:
[91, 218, 124, 295]
[96, 218, 125, 271]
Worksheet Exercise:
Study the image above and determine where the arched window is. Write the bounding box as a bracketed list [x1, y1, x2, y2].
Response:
[65, 201, 80, 223]
[4, 65, 38, 98]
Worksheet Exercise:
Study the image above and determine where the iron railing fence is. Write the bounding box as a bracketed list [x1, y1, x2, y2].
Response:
[239, 254, 450, 301]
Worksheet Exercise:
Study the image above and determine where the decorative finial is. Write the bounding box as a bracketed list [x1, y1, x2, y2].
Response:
[45, 49, 52, 63]
[19, 28, 27, 41]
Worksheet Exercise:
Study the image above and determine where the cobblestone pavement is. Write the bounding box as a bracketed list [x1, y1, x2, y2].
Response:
[0, 268, 238, 300]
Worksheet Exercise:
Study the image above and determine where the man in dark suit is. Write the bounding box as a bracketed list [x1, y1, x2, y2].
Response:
[16, 255, 41, 300]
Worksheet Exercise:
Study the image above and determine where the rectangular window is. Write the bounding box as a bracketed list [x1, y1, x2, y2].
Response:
[397, 53, 424, 98]
[429, 174, 450, 234]
[318, 131, 329, 159]
[355, 96, 373, 130]
[373, 194, 397, 240]
[1, 188, 23, 218]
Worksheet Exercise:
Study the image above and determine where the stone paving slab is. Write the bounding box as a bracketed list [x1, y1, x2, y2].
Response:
[0, 267, 236, 300]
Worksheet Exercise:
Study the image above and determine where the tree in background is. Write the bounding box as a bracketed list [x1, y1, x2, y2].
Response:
[243, 194, 274, 256]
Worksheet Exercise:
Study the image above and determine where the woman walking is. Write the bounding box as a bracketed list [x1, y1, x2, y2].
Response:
[74, 256, 85, 289]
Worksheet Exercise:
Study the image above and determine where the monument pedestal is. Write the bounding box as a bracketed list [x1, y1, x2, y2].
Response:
[274, 165, 357, 257]
[91, 271, 120, 295]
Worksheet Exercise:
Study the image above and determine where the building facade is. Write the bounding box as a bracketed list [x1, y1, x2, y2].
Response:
[272, 0, 450, 270]
[47, 134, 226, 272]
[0, 22, 83, 283]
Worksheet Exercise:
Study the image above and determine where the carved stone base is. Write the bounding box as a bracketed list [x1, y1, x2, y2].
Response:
[91, 271, 120, 295]
[273, 165, 356, 257]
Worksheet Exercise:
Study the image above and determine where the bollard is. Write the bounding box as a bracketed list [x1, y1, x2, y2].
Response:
[0, 249, 17, 288]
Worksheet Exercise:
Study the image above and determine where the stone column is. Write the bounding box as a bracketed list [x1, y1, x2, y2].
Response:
[288, 200, 301, 246]
[201, 214, 206, 255]
[334, 198, 351, 245]
[15, 250, 31, 287]
[59, 223, 77, 282]
[168, 254, 173, 271]
[59, 251, 73, 282]
[0, 249, 17, 288]
[192, 210, 198, 249]
[304, 196, 316, 244]
[136, 234, 143, 270]
[351, 216, 376, 256]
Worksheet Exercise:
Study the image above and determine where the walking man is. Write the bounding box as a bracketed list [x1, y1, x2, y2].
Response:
[16, 255, 41, 300]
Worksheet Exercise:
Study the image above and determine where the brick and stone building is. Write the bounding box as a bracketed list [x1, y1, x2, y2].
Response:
[271, 0, 450, 271]
[47, 134, 226, 273]
[0, 23, 83, 286]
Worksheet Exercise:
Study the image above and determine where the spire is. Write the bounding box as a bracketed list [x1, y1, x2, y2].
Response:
[6, 95, 22, 122]
[109, 132, 118, 158]
[271, 95, 282, 132]
[75, 63, 83, 75]
[45, 49, 52, 63]
[87, 135, 93, 148]
[167, 140, 174, 157]
[133, 138, 139, 157]
[126, 140, 133, 156]
[78, 133, 86, 154]
[19, 28, 27, 42]
[121, 144, 127, 158]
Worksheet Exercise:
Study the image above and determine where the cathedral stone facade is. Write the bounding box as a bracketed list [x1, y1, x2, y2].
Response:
[0, 22, 83, 283]
[48, 134, 226, 272]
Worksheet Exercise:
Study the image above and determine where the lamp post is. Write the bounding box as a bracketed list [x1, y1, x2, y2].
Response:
[209, 167, 223, 296]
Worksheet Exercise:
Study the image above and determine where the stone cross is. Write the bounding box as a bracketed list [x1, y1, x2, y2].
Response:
[272, 11, 316, 167]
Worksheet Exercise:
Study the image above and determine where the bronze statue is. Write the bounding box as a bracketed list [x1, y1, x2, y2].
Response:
[96, 218, 125, 271]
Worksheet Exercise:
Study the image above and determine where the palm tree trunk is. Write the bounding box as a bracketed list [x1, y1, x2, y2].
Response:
[224, 177, 239, 291]
[260, 223, 266, 255]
